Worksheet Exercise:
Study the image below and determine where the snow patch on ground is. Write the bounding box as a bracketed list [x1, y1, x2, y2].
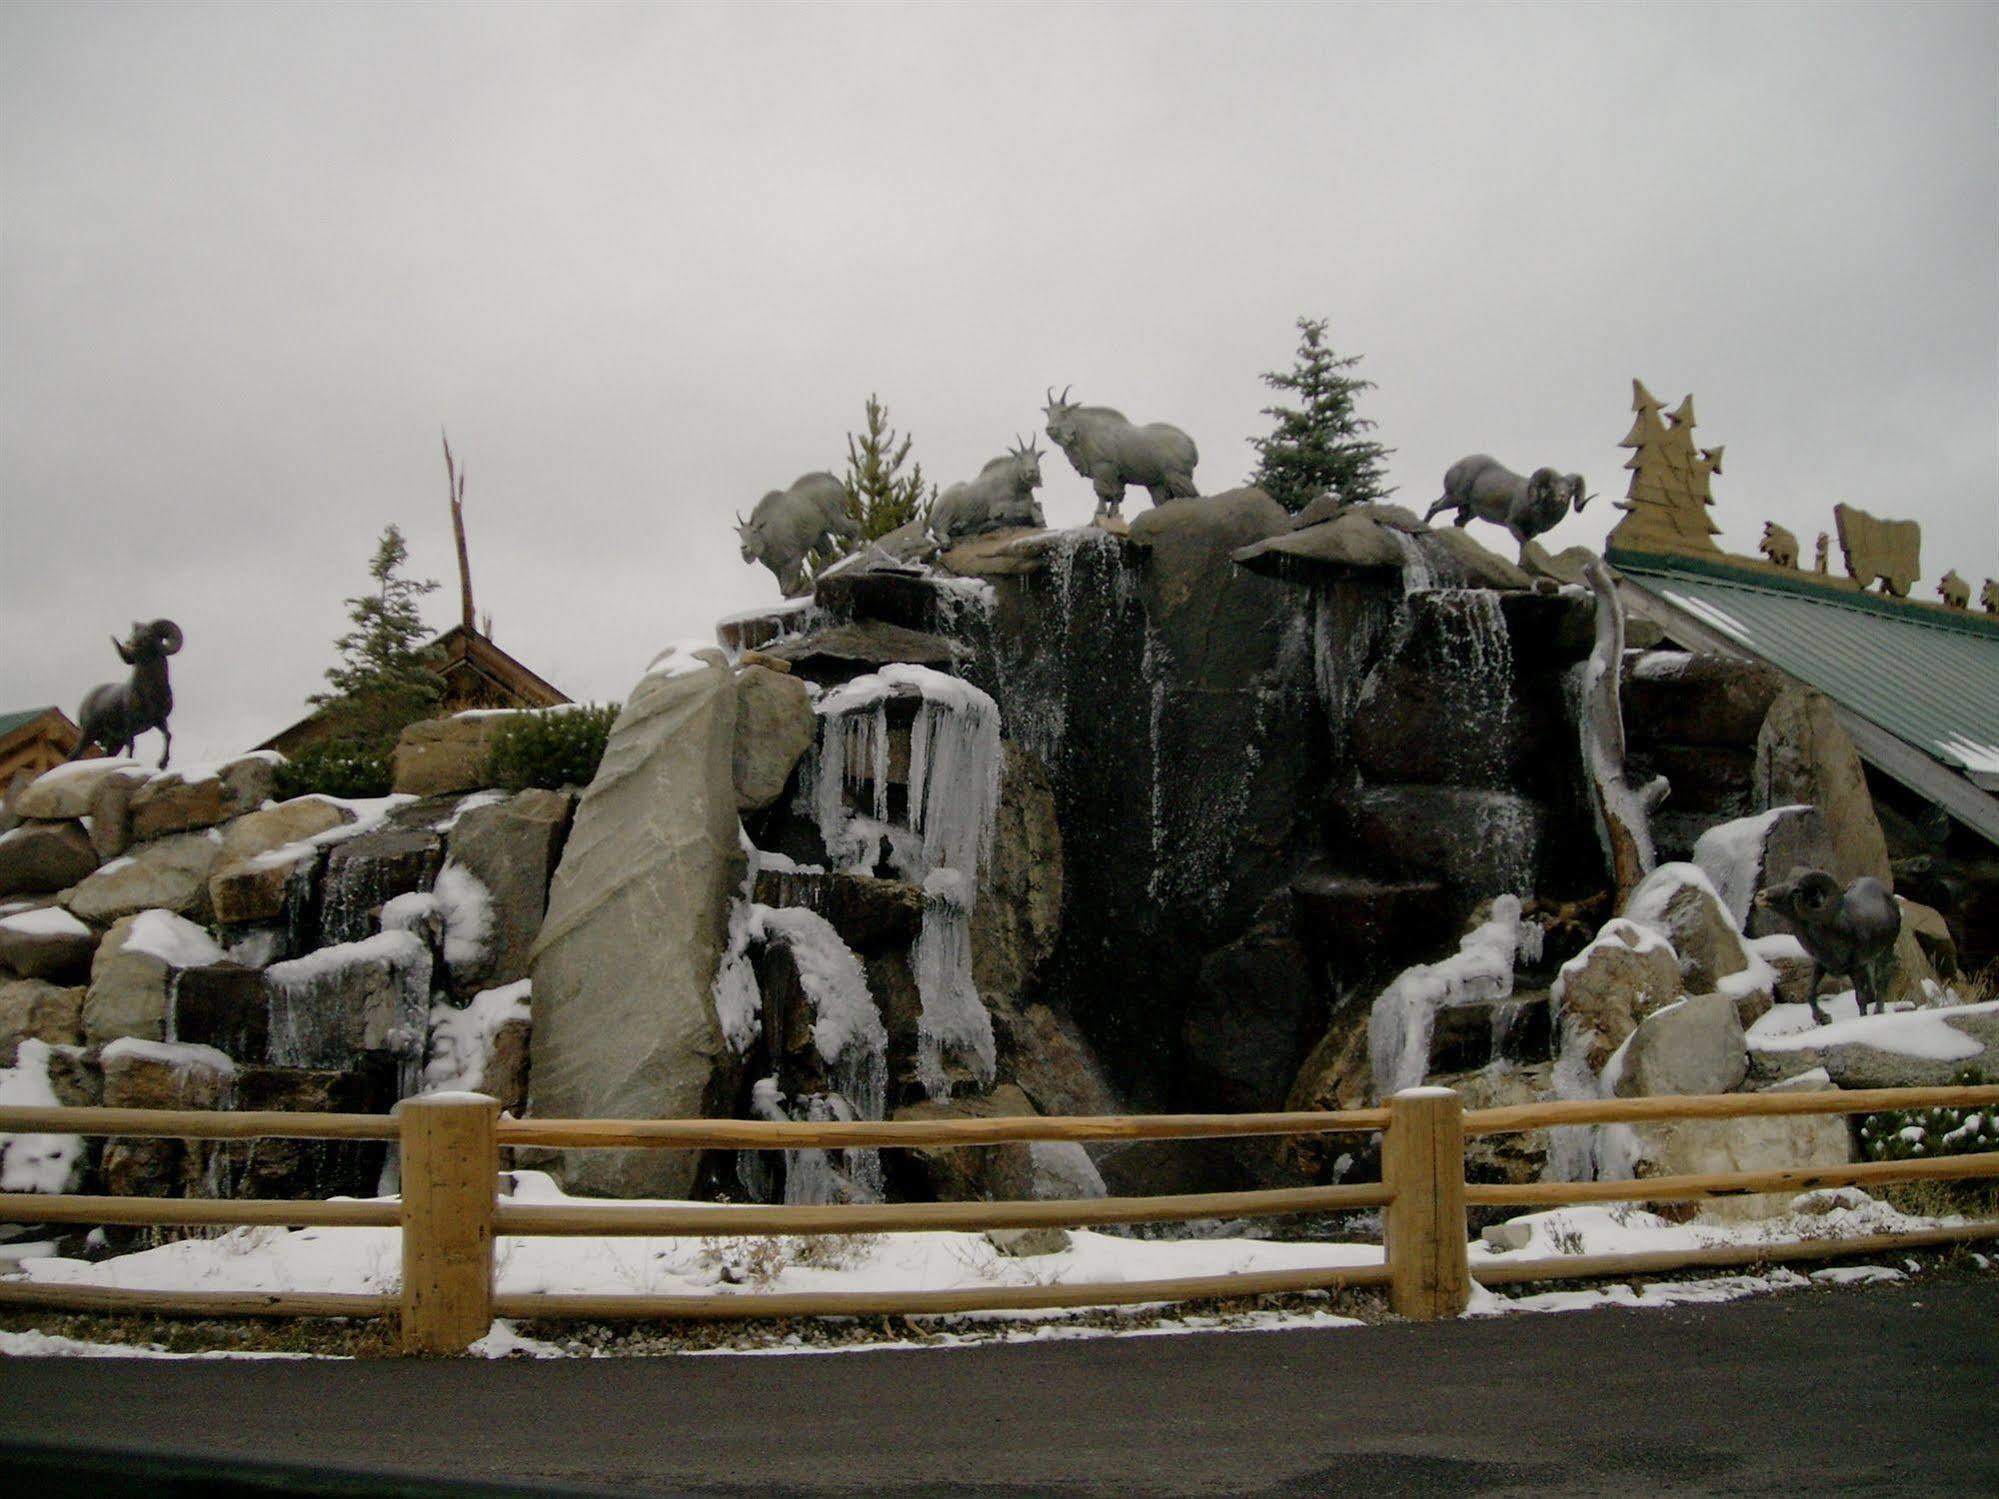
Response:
[1749, 997, 1997, 1058]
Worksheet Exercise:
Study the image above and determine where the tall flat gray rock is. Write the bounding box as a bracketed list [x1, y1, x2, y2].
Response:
[528, 649, 744, 1197]
[442, 787, 573, 997]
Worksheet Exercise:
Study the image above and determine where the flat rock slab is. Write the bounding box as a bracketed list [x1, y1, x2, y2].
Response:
[0, 821, 99, 899]
[0, 905, 99, 981]
[12, 760, 147, 821]
[528, 650, 744, 1198]
[129, 755, 280, 842]
[62, 829, 221, 925]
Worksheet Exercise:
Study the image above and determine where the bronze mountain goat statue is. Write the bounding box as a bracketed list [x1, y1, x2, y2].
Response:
[1754, 869, 1902, 1026]
[1426, 455, 1590, 550]
[928, 438, 1046, 544]
[69, 618, 184, 770]
[737, 472, 859, 598]
[1042, 387, 1199, 516]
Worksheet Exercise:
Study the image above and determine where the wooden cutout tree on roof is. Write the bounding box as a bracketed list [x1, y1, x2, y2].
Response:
[1606, 380, 1724, 555]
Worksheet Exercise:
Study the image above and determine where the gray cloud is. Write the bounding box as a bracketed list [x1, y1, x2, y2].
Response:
[4, 3, 1993, 759]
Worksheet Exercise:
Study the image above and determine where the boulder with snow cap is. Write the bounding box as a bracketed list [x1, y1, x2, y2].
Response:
[1745, 998, 1999, 1090]
[81, 910, 228, 1045]
[1550, 918, 1683, 1075]
[12, 760, 147, 822]
[128, 753, 281, 842]
[61, 828, 222, 925]
[99, 1037, 236, 1203]
[1621, 863, 1752, 998]
[264, 932, 434, 1092]
[0, 904, 99, 982]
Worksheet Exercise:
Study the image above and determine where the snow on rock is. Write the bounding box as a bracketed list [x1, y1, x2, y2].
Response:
[119, 909, 227, 969]
[1748, 997, 1996, 1060]
[0, 1040, 84, 1194]
[1692, 806, 1814, 930]
[424, 980, 531, 1094]
[645, 640, 730, 681]
[431, 861, 494, 969]
[100, 1036, 236, 1077]
[1368, 896, 1526, 1099]
[0, 907, 91, 939]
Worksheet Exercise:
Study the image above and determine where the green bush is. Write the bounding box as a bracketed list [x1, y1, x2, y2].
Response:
[1859, 1070, 1997, 1162]
[272, 740, 394, 801]
[483, 704, 621, 792]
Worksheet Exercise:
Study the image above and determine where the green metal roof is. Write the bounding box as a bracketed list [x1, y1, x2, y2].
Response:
[1614, 554, 1999, 802]
[0, 707, 59, 740]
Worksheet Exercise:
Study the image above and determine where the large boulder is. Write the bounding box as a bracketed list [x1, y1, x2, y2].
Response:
[1747, 999, 1998, 1090]
[1338, 785, 1555, 902]
[996, 1001, 1121, 1119]
[0, 905, 99, 982]
[1181, 895, 1316, 1112]
[527, 647, 745, 1197]
[0, 978, 86, 1064]
[128, 754, 281, 842]
[1693, 805, 1838, 938]
[732, 665, 816, 813]
[886, 1083, 1037, 1203]
[216, 797, 354, 868]
[12, 760, 147, 821]
[264, 932, 433, 1079]
[391, 713, 528, 798]
[62, 829, 223, 925]
[1624, 1068, 1852, 1222]
[1551, 918, 1684, 1074]
[1433, 1062, 1555, 1187]
[441, 788, 573, 997]
[1753, 686, 1892, 887]
[168, 963, 273, 1061]
[1620, 863, 1752, 997]
[81, 910, 227, 1045]
[1610, 993, 1747, 1098]
[98, 1038, 236, 1203]
[0, 821, 99, 899]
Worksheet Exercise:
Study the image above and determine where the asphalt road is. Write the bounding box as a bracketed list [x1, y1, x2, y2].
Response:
[3, 1275, 1995, 1498]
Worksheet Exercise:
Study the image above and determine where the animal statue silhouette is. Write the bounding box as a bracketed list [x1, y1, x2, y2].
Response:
[1425, 455, 1590, 550]
[929, 438, 1046, 544]
[1041, 387, 1198, 516]
[69, 619, 183, 770]
[1754, 869, 1902, 1026]
[737, 473, 859, 597]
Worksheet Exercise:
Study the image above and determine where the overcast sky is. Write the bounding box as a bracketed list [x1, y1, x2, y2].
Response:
[3, 3, 1994, 761]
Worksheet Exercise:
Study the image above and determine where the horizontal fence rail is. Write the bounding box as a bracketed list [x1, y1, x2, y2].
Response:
[0, 1083, 1993, 1350]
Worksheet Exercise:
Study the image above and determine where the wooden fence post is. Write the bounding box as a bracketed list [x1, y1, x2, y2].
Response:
[397, 1092, 499, 1355]
[1384, 1086, 1471, 1320]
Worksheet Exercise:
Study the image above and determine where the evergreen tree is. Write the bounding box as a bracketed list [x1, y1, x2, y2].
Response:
[1248, 316, 1393, 513]
[280, 525, 443, 797]
[841, 393, 936, 540]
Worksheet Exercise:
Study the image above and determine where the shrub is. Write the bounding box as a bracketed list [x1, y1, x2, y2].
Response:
[483, 704, 620, 792]
[272, 740, 394, 801]
[1859, 1069, 1998, 1162]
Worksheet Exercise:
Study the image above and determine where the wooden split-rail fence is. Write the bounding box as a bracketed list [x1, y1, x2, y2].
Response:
[1, 1084, 1995, 1353]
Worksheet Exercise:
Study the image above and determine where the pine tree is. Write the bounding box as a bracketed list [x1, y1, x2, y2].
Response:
[310, 524, 443, 739]
[841, 393, 936, 540]
[1248, 317, 1394, 513]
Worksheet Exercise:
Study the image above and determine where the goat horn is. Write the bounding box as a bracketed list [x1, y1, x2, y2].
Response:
[155, 620, 185, 655]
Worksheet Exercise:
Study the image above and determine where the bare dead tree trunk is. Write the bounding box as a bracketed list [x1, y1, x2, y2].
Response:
[1578, 558, 1669, 910]
[443, 429, 474, 635]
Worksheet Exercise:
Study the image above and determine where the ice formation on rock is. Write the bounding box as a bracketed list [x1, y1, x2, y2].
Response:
[810, 664, 1000, 1098]
[1368, 895, 1528, 1099]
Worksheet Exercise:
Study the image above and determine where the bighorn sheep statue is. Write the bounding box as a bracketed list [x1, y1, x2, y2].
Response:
[68, 619, 183, 769]
[1042, 387, 1199, 515]
[737, 472, 859, 598]
[1937, 570, 1970, 609]
[1754, 869, 1902, 1025]
[1425, 455, 1590, 550]
[929, 438, 1046, 544]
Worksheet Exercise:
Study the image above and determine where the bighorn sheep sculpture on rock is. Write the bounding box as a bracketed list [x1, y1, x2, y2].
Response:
[69, 619, 183, 769]
[1425, 455, 1590, 550]
[1754, 869, 1902, 1026]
